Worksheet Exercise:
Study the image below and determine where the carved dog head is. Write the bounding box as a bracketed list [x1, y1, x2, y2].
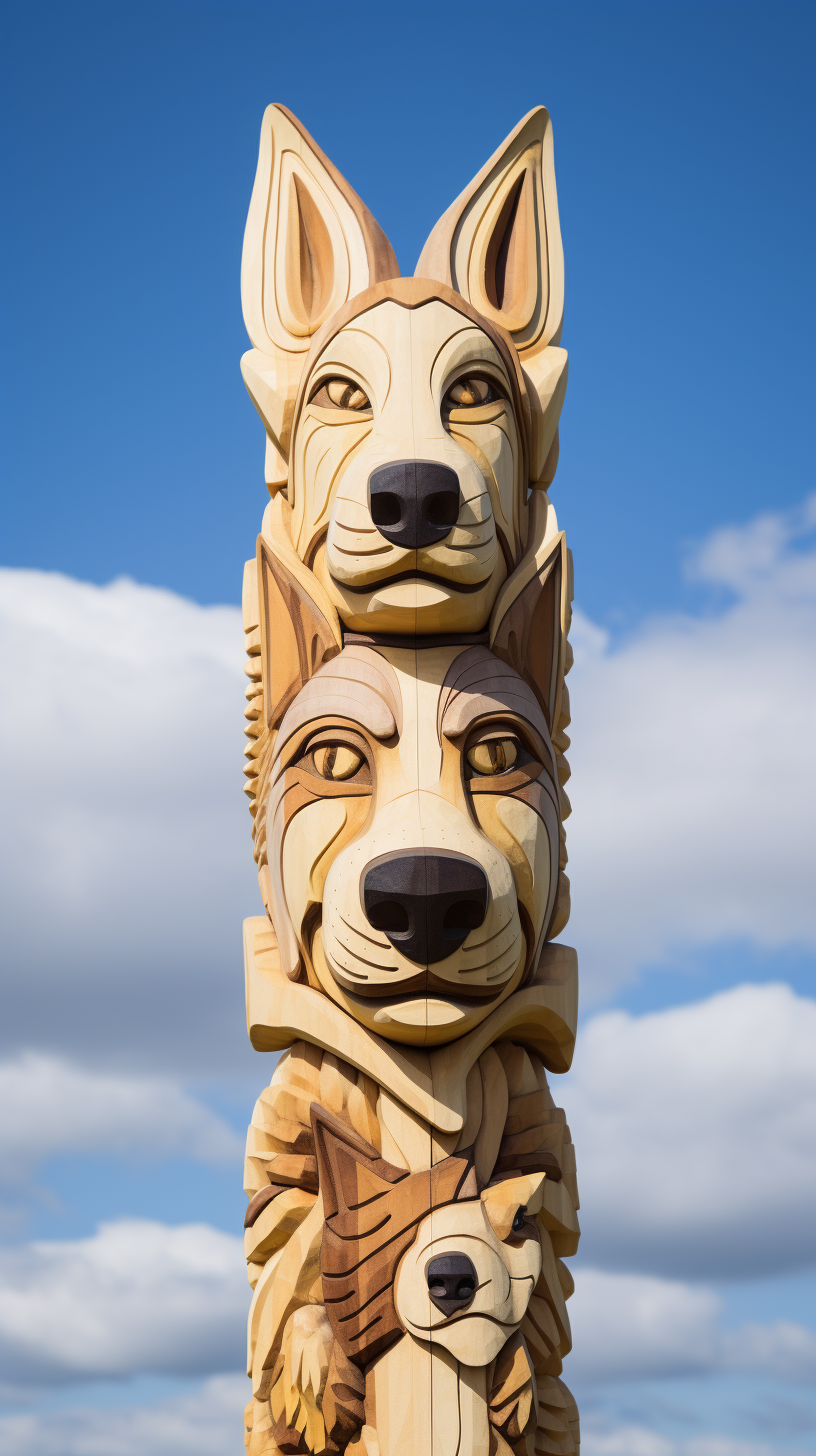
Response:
[240, 105, 568, 636]
[244, 503, 573, 1047]
[312, 1105, 548, 1370]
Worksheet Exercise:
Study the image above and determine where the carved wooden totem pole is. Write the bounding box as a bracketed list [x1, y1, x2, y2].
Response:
[239, 104, 579, 1456]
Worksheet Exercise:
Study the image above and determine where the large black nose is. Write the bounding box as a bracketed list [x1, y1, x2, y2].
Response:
[368, 460, 460, 549]
[362, 851, 488, 965]
[426, 1254, 477, 1316]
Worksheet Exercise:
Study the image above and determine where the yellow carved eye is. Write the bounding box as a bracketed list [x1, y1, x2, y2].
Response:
[445, 376, 501, 408]
[466, 738, 518, 776]
[313, 745, 364, 780]
[310, 377, 371, 411]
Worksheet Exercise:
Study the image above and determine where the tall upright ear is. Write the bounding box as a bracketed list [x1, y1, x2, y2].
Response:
[256, 530, 343, 734]
[241, 104, 400, 492]
[416, 107, 567, 485]
[310, 1104, 407, 1223]
[243, 104, 399, 353]
[488, 494, 573, 737]
[416, 107, 563, 359]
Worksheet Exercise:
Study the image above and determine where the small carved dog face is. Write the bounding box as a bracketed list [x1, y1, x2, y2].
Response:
[258, 641, 562, 1045]
[313, 1105, 544, 1370]
[240, 104, 569, 637]
[394, 1182, 544, 1366]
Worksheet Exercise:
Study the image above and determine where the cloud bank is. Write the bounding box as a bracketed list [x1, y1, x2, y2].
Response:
[566, 495, 816, 998]
[0, 1053, 242, 1183]
[0, 1220, 245, 1385]
[0, 570, 257, 1074]
[565, 982, 816, 1277]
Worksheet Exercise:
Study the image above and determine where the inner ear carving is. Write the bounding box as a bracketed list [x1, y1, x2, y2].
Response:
[482, 166, 537, 330]
[416, 106, 562, 358]
[285, 174, 335, 332]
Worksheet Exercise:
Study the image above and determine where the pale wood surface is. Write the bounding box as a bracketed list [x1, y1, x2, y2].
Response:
[237, 101, 581, 1456]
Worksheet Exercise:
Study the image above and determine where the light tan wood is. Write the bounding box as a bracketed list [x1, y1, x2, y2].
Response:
[415, 107, 563, 359]
[237, 102, 582, 1456]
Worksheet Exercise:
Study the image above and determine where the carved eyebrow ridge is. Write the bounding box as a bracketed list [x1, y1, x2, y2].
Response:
[437, 646, 550, 744]
[276, 646, 402, 752]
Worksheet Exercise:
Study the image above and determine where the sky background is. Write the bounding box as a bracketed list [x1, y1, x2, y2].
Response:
[0, 2, 814, 1454]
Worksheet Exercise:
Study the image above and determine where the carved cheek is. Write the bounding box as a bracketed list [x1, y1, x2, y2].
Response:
[449, 418, 520, 546]
[473, 793, 556, 941]
[281, 798, 371, 938]
[301, 421, 374, 544]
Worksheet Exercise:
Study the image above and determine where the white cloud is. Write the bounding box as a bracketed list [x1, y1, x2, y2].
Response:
[0, 1219, 246, 1385]
[0, 570, 258, 1073]
[568, 1267, 816, 1384]
[579, 1425, 809, 1456]
[565, 983, 816, 1277]
[0, 1374, 247, 1456]
[0, 1054, 241, 1183]
[566, 496, 816, 998]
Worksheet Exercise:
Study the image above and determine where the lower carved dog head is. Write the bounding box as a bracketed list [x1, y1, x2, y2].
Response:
[312, 1105, 546, 1370]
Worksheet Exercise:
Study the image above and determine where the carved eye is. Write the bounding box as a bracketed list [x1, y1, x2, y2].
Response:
[466, 737, 518, 776]
[313, 745, 364, 780]
[309, 377, 371, 411]
[512, 1206, 527, 1233]
[445, 376, 502, 408]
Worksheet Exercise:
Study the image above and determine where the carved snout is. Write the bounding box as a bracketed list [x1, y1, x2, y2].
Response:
[362, 851, 488, 965]
[368, 460, 460, 549]
[426, 1254, 477, 1316]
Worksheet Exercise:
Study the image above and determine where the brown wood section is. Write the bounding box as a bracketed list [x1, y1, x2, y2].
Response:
[312, 1105, 473, 1368]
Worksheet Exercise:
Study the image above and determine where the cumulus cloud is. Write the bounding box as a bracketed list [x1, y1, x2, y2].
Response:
[0, 1053, 241, 1183]
[0, 570, 258, 1073]
[0, 1219, 246, 1385]
[578, 1426, 809, 1456]
[566, 496, 816, 999]
[568, 1267, 816, 1385]
[0, 1374, 247, 1456]
[565, 983, 816, 1278]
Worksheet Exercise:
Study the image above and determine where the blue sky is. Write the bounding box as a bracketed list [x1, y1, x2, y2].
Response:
[0, 4, 814, 1455]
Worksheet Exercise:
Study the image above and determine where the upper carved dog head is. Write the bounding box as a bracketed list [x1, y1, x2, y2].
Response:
[241, 104, 568, 636]
[243, 493, 573, 1047]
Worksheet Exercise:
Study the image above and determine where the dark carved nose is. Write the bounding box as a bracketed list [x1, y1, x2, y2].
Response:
[362, 851, 488, 965]
[426, 1254, 478, 1316]
[368, 460, 460, 549]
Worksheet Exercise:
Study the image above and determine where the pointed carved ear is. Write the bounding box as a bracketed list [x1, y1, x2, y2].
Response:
[416, 107, 563, 359]
[243, 104, 399, 354]
[489, 494, 572, 736]
[241, 104, 399, 492]
[310, 1104, 407, 1222]
[415, 107, 567, 484]
[256, 531, 343, 734]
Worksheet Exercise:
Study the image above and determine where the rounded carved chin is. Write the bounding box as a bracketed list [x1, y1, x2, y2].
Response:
[309, 926, 527, 1048]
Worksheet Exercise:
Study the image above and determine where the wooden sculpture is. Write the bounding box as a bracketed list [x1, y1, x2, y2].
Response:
[239, 104, 579, 1456]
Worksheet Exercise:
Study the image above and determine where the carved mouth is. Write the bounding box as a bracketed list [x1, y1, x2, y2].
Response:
[313, 920, 526, 1007]
[336, 568, 493, 596]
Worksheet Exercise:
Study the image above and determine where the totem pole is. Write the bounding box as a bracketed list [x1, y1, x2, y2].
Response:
[239, 105, 579, 1456]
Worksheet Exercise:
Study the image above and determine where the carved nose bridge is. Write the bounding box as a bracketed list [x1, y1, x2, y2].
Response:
[361, 850, 488, 966]
[368, 460, 461, 549]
